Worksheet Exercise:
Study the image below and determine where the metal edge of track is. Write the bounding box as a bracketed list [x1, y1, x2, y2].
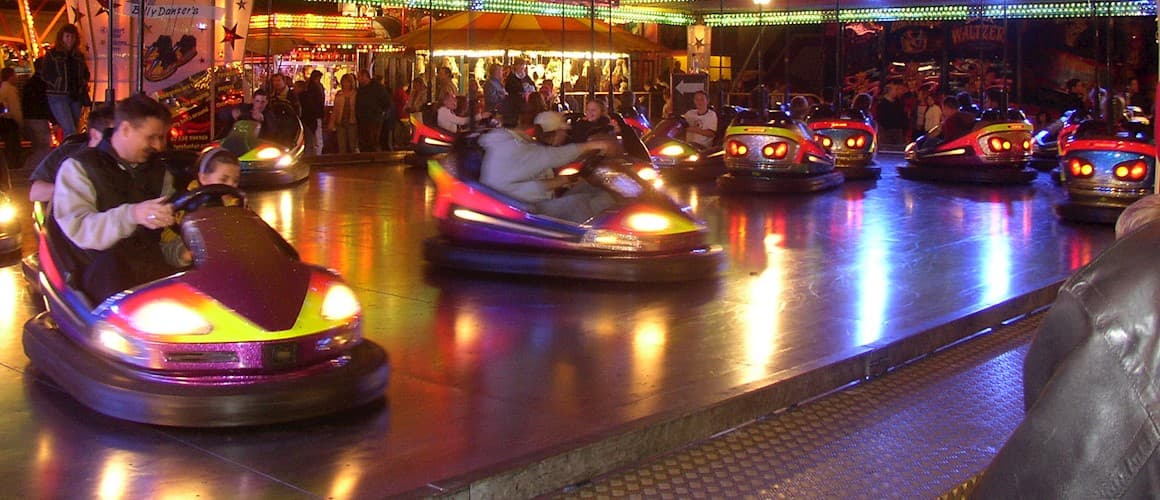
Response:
[401, 280, 1063, 499]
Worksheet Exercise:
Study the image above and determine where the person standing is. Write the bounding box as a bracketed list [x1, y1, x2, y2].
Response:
[483, 64, 506, 116]
[20, 74, 54, 171]
[355, 70, 391, 153]
[875, 83, 907, 148]
[300, 70, 326, 156]
[37, 24, 90, 137]
[0, 67, 23, 170]
[328, 73, 358, 154]
[503, 59, 534, 128]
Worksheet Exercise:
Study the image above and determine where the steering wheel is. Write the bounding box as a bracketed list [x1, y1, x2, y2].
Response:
[169, 183, 246, 213]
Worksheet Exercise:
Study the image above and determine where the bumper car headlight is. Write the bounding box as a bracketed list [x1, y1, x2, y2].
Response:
[687, 154, 700, 162]
[624, 212, 672, 232]
[0, 202, 14, 224]
[255, 146, 282, 160]
[129, 300, 213, 335]
[322, 283, 361, 321]
[276, 154, 294, 167]
[659, 144, 686, 157]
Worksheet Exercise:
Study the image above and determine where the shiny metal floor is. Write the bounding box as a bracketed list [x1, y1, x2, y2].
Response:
[556, 311, 1040, 499]
[0, 155, 1113, 498]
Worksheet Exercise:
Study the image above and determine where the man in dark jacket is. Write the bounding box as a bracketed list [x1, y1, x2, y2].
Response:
[971, 209, 1160, 497]
[875, 82, 908, 148]
[355, 70, 392, 153]
[300, 70, 326, 156]
[503, 59, 534, 128]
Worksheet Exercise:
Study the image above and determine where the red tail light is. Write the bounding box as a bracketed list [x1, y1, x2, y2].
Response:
[727, 140, 748, 157]
[1068, 158, 1095, 178]
[1113, 159, 1149, 182]
[762, 142, 788, 159]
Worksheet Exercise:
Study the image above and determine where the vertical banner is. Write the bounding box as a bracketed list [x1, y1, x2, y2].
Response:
[687, 23, 710, 74]
[70, 0, 250, 148]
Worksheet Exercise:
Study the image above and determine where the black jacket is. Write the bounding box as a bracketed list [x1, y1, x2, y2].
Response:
[972, 221, 1160, 498]
[36, 50, 89, 98]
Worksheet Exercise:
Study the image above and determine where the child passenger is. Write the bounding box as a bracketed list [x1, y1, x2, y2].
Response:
[162, 148, 243, 266]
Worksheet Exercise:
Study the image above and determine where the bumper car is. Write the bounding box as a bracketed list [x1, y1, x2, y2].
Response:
[406, 105, 456, 166]
[0, 189, 19, 255]
[900, 108, 1036, 184]
[1055, 120, 1155, 223]
[1030, 109, 1085, 172]
[805, 105, 879, 179]
[640, 107, 736, 183]
[24, 184, 389, 427]
[424, 133, 724, 282]
[210, 101, 308, 188]
[717, 109, 844, 193]
[622, 112, 651, 137]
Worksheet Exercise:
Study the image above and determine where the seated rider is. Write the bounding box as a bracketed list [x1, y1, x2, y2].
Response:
[436, 89, 489, 133]
[788, 95, 810, 120]
[161, 148, 243, 267]
[682, 91, 718, 149]
[28, 103, 115, 203]
[220, 90, 269, 140]
[53, 94, 182, 303]
[569, 98, 618, 143]
[934, 96, 976, 143]
[479, 111, 619, 224]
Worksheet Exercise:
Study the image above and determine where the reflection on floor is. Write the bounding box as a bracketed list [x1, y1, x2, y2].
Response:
[0, 156, 1113, 498]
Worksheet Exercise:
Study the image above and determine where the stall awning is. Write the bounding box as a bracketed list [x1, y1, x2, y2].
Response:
[392, 12, 668, 53]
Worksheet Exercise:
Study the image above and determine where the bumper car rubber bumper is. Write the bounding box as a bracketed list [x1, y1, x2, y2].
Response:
[240, 161, 310, 188]
[23, 312, 390, 427]
[834, 164, 881, 180]
[423, 237, 724, 282]
[717, 171, 845, 193]
[656, 158, 726, 183]
[21, 251, 39, 294]
[1054, 200, 1132, 224]
[896, 164, 1037, 184]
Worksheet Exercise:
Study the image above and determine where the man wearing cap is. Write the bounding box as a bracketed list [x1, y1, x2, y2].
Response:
[479, 111, 618, 223]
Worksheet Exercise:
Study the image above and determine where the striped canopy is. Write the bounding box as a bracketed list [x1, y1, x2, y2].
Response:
[392, 12, 668, 53]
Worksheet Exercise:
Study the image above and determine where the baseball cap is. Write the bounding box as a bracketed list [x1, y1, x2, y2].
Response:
[534, 111, 569, 133]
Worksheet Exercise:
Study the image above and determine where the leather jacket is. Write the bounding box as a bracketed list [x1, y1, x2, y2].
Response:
[971, 221, 1160, 498]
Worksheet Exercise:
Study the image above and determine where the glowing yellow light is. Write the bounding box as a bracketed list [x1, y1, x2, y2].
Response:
[625, 212, 671, 232]
[322, 284, 361, 321]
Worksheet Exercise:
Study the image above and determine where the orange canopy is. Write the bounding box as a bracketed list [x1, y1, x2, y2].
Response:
[392, 12, 667, 53]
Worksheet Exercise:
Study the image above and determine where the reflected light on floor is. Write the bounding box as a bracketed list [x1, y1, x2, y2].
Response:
[327, 463, 360, 500]
[0, 270, 17, 325]
[454, 311, 481, 354]
[983, 203, 1012, 304]
[254, 190, 297, 237]
[631, 309, 668, 414]
[96, 450, 131, 500]
[741, 233, 785, 382]
[856, 218, 889, 345]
